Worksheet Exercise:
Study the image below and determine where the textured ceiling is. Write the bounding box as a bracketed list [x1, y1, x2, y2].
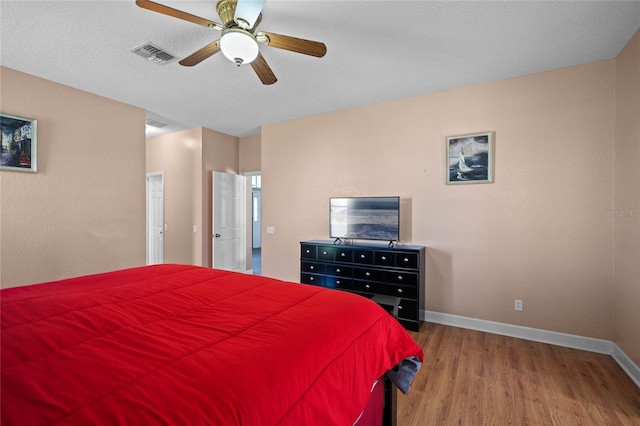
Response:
[1, 1, 639, 137]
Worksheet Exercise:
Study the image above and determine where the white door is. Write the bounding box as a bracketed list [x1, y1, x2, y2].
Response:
[146, 172, 164, 265]
[212, 172, 246, 271]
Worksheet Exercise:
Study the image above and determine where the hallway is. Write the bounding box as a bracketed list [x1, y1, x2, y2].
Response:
[252, 248, 261, 276]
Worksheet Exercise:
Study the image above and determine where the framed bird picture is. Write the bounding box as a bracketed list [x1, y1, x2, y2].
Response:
[446, 131, 493, 184]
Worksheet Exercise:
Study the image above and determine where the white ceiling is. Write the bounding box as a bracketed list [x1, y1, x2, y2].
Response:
[1, 1, 639, 138]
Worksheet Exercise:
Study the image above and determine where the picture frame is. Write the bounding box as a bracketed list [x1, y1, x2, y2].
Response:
[1, 112, 37, 173]
[446, 131, 493, 184]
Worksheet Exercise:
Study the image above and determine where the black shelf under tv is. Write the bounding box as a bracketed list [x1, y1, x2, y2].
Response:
[300, 239, 424, 331]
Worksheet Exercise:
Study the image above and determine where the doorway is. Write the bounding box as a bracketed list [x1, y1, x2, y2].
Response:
[248, 174, 262, 275]
[146, 172, 164, 265]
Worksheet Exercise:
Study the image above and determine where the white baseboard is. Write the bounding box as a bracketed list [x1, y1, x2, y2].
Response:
[422, 310, 640, 388]
[612, 343, 640, 388]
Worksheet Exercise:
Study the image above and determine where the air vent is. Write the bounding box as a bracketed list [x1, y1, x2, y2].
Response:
[131, 42, 176, 65]
[145, 118, 172, 128]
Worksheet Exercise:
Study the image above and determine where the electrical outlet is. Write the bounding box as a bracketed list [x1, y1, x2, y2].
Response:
[515, 299, 523, 311]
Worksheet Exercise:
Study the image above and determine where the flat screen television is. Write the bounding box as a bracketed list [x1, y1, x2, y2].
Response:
[330, 196, 400, 242]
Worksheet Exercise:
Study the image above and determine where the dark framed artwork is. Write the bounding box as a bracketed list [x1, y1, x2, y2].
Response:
[1, 113, 37, 172]
[446, 131, 493, 184]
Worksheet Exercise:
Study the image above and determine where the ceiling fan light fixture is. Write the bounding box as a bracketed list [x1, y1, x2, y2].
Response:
[234, 0, 265, 29]
[220, 28, 259, 66]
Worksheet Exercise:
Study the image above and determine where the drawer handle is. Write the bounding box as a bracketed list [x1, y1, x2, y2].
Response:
[336, 280, 341, 284]
[381, 256, 387, 261]
[323, 251, 328, 255]
[310, 266, 314, 270]
[365, 284, 370, 289]
[403, 257, 409, 262]
[341, 253, 346, 257]
[336, 268, 341, 273]
[361, 254, 366, 259]
[398, 305, 403, 310]
[310, 277, 314, 281]
[398, 275, 403, 280]
[397, 288, 403, 294]
[306, 250, 310, 254]
[365, 272, 371, 276]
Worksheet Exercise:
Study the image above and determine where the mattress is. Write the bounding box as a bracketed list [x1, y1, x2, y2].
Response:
[1, 264, 423, 425]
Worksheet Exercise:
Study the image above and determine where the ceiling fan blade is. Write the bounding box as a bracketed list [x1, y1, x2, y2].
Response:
[136, 0, 223, 30]
[179, 40, 221, 67]
[250, 53, 277, 85]
[258, 32, 326, 58]
[234, 0, 265, 29]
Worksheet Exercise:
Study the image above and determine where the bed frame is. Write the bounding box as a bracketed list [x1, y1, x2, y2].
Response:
[383, 376, 398, 426]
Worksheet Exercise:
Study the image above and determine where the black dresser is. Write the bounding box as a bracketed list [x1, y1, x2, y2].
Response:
[300, 240, 424, 331]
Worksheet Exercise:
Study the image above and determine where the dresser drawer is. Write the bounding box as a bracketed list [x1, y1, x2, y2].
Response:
[375, 251, 396, 267]
[301, 244, 317, 259]
[335, 247, 353, 262]
[317, 246, 336, 261]
[354, 268, 384, 282]
[326, 276, 353, 291]
[301, 261, 325, 274]
[385, 271, 418, 286]
[397, 299, 418, 320]
[384, 284, 418, 300]
[353, 249, 374, 264]
[395, 252, 419, 269]
[301, 273, 325, 287]
[325, 265, 353, 277]
[353, 280, 383, 294]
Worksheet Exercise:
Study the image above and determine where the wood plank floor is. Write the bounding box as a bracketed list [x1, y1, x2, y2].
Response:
[397, 322, 640, 425]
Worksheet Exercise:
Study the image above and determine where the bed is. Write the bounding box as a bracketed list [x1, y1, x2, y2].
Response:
[1, 264, 423, 425]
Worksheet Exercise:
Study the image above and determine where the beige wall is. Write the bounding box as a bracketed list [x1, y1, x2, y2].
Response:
[146, 126, 241, 268]
[262, 59, 617, 341]
[146, 127, 202, 265]
[239, 134, 261, 173]
[0, 67, 146, 288]
[614, 31, 640, 365]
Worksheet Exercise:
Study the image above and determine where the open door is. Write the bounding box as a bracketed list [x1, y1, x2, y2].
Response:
[212, 172, 247, 271]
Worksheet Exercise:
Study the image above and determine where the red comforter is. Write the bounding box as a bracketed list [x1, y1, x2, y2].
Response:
[1, 264, 423, 425]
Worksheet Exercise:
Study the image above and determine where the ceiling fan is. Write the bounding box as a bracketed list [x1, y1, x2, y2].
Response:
[136, 0, 327, 85]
